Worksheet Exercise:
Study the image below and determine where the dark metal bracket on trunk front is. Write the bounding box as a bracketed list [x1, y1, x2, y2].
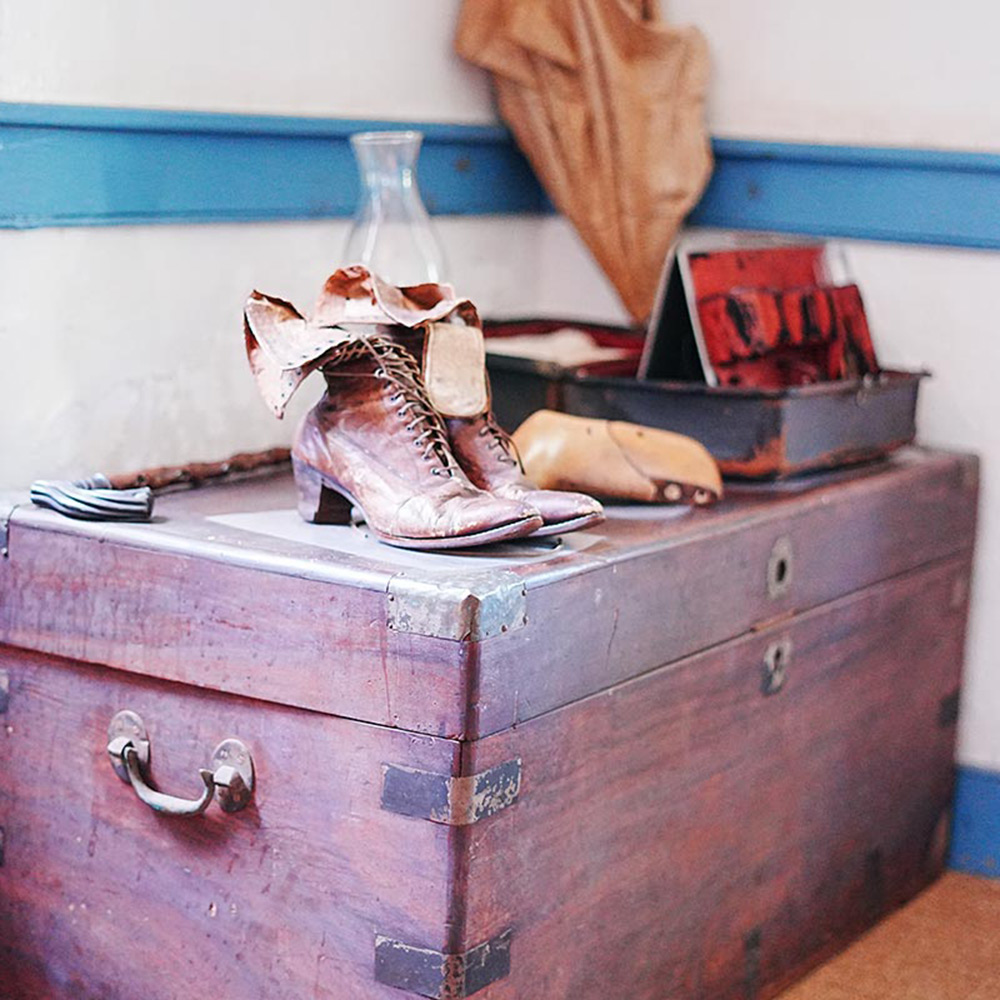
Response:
[374, 929, 513, 998]
[380, 759, 522, 826]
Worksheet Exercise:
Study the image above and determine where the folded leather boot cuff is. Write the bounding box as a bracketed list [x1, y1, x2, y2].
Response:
[243, 266, 480, 418]
[313, 264, 479, 329]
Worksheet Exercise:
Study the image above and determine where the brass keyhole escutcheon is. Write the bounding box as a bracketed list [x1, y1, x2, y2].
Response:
[767, 536, 794, 600]
[762, 638, 792, 696]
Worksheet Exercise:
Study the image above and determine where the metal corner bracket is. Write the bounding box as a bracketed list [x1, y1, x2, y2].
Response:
[386, 571, 528, 641]
[381, 759, 522, 827]
[375, 928, 513, 998]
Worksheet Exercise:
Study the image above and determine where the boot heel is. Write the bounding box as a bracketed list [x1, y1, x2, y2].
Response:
[292, 458, 354, 525]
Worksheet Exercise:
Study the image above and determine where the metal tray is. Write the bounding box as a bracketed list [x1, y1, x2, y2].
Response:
[486, 348, 925, 480]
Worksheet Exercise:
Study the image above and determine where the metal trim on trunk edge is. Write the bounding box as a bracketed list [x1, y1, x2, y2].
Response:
[374, 929, 513, 998]
[0, 493, 25, 558]
[386, 572, 528, 641]
[380, 760, 522, 826]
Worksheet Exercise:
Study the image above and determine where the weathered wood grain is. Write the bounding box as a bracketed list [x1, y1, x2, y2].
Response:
[473, 448, 978, 735]
[0, 451, 978, 742]
[0, 648, 461, 1000]
[0, 526, 471, 737]
[0, 449, 978, 999]
[458, 555, 971, 999]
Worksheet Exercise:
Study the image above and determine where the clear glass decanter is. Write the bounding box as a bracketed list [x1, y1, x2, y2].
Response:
[343, 131, 448, 285]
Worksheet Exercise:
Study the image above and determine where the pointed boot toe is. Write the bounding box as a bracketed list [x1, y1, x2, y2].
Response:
[393, 490, 543, 548]
[444, 412, 605, 537]
[514, 488, 604, 537]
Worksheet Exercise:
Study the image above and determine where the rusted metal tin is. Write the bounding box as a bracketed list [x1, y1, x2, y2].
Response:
[486, 324, 925, 480]
[559, 369, 925, 480]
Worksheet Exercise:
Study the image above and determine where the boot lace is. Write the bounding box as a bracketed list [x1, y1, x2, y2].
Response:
[323, 336, 458, 477]
[477, 414, 520, 468]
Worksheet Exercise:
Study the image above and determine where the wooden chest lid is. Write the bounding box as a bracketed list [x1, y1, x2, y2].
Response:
[0, 448, 977, 739]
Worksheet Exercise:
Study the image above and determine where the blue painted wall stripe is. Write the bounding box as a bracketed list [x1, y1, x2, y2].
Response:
[691, 138, 1000, 249]
[5, 102, 1000, 247]
[951, 766, 1000, 878]
[710, 137, 1000, 173]
[0, 103, 545, 226]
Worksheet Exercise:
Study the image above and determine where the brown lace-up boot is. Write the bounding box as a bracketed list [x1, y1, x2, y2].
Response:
[292, 337, 543, 550]
[383, 321, 605, 538]
[444, 409, 604, 536]
[307, 270, 603, 538]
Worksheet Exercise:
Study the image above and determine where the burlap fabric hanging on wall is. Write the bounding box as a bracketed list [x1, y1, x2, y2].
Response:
[456, 0, 712, 323]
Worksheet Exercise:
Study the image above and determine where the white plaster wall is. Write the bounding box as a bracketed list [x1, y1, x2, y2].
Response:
[0, 215, 554, 489]
[7, 0, 1000, 149]
[0, 0, 494, 123]
[669, 0, 1000, 151]
[667, 1, 1000, 770]
[535, 217, 628, 323]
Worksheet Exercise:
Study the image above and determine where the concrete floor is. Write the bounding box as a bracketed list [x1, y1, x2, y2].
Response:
[779, 874, 1000, 999]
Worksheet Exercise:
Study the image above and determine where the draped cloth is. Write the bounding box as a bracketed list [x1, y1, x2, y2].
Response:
[456, 0, 713, 323]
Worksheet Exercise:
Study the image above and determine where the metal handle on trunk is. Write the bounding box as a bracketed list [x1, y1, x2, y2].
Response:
[107, 710, 254, 816]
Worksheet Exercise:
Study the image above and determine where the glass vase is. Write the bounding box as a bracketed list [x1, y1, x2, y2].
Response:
[343, 130, 448, 286]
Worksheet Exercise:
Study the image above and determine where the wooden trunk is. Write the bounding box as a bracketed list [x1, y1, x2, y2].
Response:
[0, 448, 978, 999]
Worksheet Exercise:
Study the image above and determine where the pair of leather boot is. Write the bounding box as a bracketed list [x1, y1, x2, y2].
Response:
[244, 267, 603, 550]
